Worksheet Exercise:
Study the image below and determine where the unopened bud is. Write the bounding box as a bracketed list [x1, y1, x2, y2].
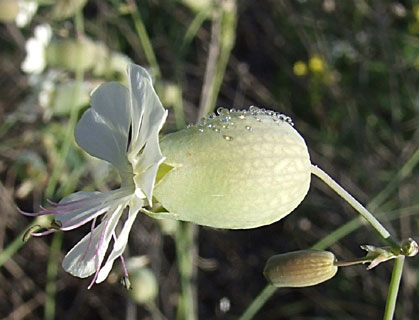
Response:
[154, 107, 311, 229]
[263, 250, 338, 288]
[129, 267, 158, 304]
[46, 38, 98, 72]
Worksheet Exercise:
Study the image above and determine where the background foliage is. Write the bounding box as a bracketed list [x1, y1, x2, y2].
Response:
[0, 0, 418, 319]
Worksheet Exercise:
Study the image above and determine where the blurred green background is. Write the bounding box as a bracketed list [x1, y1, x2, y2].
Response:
[0, 0, 418, 319]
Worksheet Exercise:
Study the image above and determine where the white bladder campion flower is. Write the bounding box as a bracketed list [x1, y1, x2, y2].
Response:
[21, 63, 402, 289]
[20, 64, 167, 288]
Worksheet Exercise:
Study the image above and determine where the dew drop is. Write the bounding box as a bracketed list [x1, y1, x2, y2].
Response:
[239, 114, 246, 120]
[220, 115, 231, 123]
[245, 125, 253, 132]
[217, 107, 229, 115]
[223, 135, 233, 141]
[213, 127, 220, 133]
[198, 128, 204, 133]
[249, 106, 260, 114]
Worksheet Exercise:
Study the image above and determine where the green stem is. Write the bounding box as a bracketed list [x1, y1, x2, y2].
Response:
[368, 144, 419, 212]
[238, 285, 277, 320]
[383, 256, 405, 320]
[0, 216, 46, 268]
[44, 232, 63, 320]
[197, 0, 237, 121]
[174, 222, 197, 320]
[310, 165, 399, 248]
[128, 0, 161, 79]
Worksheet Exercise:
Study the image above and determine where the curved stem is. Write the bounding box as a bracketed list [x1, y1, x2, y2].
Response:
[238, 285, 277, 320]
[383, 256, 405, 320]
[310, 165, 399, 247]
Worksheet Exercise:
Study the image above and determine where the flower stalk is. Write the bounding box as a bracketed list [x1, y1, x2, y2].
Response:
[310, 164, 399, 248]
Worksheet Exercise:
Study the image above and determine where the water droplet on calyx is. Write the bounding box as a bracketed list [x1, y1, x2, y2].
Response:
[193, 106, 294, 133]
[223, 135, 233, 141]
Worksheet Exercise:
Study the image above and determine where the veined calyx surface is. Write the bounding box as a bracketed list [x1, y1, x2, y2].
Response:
[154, 107, 311, 229]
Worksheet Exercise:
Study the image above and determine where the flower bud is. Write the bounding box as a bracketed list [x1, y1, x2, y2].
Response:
[46, 38, 98, 72]
[129, 267, 158, 304]
[263, 250, 338, 288]
[154, 107, 311, 229]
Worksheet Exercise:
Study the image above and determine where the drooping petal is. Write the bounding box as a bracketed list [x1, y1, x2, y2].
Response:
[75, 82, 131, 171]
[62, 202, 126, 278]
[96, 198, 144, 283]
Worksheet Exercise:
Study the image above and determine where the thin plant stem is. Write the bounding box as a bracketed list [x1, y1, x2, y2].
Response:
[180, 11, 209, 56]
[197, 0, 237, 121]
[44, 232, 63, 320]
[310, 165, 399, 248]
[368, 147, 419, 211]
[174, 222, 197, 320]
[128, 0, 161, 79]
[0, 216, 48, 267]
[238, 285, 277, 320]
[312, 216, 363, 250]
[383, 256, 405, 320]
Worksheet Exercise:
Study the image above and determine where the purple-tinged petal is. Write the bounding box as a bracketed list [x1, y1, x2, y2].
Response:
[62, 201, 126, 278]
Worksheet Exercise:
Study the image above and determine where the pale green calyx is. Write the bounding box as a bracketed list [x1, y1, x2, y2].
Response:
[153, 107, 311, 229]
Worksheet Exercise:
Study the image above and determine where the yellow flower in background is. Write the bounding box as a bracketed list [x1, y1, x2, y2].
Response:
[414, 5, 419, 22]
[308, 55, 325, 73]
[293, 61, 307, 76]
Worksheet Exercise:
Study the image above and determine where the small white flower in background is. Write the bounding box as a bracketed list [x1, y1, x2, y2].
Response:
[16, 0, 38, 27]
[20, 64, 168, 288]
[21, 24, 52, 74]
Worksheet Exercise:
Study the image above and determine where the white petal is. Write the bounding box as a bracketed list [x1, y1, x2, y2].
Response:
[126, 64, 167, 203]
[127, 64, 167, 159]
[96, 200, 143, 283]
[75, 82, 131, 170]
[133, 133, 165, 204]
[62, 202, 125, 278]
